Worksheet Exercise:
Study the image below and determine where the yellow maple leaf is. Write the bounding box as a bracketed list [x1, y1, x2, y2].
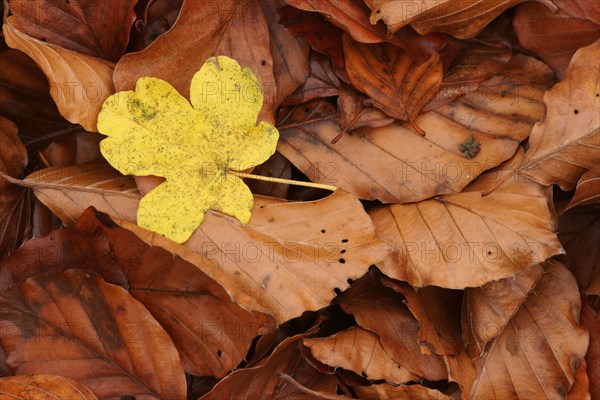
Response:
[97, 56, 279, 243]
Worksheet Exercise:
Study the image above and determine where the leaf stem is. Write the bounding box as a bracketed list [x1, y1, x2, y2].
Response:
[230, 171, 337, 192]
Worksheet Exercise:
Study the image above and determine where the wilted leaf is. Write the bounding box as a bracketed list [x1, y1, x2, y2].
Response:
[566, 165, 600, 210]
[0, 269, 186, 399]
[0, 375, 97, 399]
[513, 1, 600, 78]
[337, 271, 447, 380]
[558, 207, 600, 295]
[369, 149, 563, 288]
[202, 333, 338, 399]
[355, 383, 453, 400]
[0, 115, 31, 257]
[365, 0, 557, 39]
[342, 33, 442, 132]
[470, 261, 589, 400]
[7, 0, 137, 61]
[567, 358, 591, 400]
[114, 0, 276, 118]
[510, 39, 600, 191]
[303, 327, 418, 384]
[337, 83, 394, 138]
[98, 56, 279, 243]
[3, 18, 115, 132]
[129, 0, 184, 50]
[462, 264, 543, 357]
[21, 165, 390, 323]
[278, 54, 553, 203]
[581, 299, 600, 400]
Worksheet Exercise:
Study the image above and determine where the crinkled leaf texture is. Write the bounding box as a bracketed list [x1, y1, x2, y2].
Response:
[98, 56, 279, 243]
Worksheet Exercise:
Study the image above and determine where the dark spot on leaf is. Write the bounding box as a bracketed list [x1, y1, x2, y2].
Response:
[341, 239, 348, 243]
[459, 134, 480, 159]
[376, 9, 381, 13]
[334, 288, 342, 295]
[347, 278, 353, 284]
[268, 217, 275, 222]
[341, 249, 346, 254]
[321, 229, 326, 233]
[339, 258, 345, 264]
[217, 349, 222, 357]
[574, 109, 579, 114]
[261, 60, 266, 66]
[259, 205, 265, 208]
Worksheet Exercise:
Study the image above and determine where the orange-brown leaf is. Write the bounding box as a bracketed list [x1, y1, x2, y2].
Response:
[0, 375, 98, 399]
[303, 327, 418, 384]
[519, 39, 600, 190]
[566, 165, 600, 211]
[3, 18, 115, 132]
[470, 261, 589, 399]
[0, 269, 187, 399]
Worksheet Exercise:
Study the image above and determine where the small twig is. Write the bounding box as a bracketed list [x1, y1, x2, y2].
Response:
[231, 171, 337, 192]
[278, 373, 348, 400]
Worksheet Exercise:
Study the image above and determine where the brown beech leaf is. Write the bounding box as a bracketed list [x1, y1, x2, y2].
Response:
[283, 51, 340, 105]
[342, 33, 442, 132]
[566, 165, 600, 211]
[368, 148, 563, 289]
[21, 163, 139, 224]
[513, 1, 600, 79]
[365, 0, 557, 39]
[130, 0, 184, 50]
[0, 269, 186, 399]
[581, 300, 600, 400]
[21, 164, 390, 323]
[0, 375, 97, 399]
[337, 271, 447, 380]
[3, 18, 115, 132]
[279, 6, 348, 80]
[506, 39, 600, 191]
[462, 264, 543, 358]
[114, 0, 275, 119]
[7, 0, 137, 61]
[0, 115, 31, 257]
[262, 0, 310, 107]
[278, 54, 553, 203]
[0, 207, 271, 378]
[337, 83, 394, 137]
[303, 327, 418, 384]
[202, 333, 338, 399]
[558, 207, 600, 295]
[355, 383, 453, 400]
[470, 261, 589, 400]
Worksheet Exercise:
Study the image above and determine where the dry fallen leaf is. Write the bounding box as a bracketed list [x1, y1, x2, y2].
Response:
[470, 261, 589, 399]
[98, 56, 279, 243]
[0, 269, 187, 399]
[3, 17, 115, 131]
[303, 327, 418, 384]
[498, 38, 600, 191]
[342, 33, 442, 133]
[355, 383, 453, 400]
[566, 165, 600, 210]
[365, 0, 558, 39]
[0, 375, 98, 400]
[369, 148, 563, 288]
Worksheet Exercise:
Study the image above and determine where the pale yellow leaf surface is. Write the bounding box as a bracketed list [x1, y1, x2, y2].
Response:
[97, 56, 279, 243]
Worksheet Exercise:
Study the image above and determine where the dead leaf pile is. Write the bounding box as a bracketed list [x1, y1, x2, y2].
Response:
[0, 0, 598, 398]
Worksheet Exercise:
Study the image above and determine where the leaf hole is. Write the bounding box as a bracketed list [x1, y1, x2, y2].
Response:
[341, 249, 346, 254]
[338, 258, 346, 264]
[321, 229, 326, 233]
[341, 239, 348, 243]
[261, 60, 266, 66]
[574, 109, 579, 114]
[376, 9, 381, 13]
[217, 349, 222, 357]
